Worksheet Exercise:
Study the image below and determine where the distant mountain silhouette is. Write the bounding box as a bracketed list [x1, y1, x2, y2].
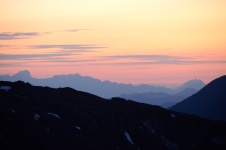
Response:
[0, 70, 205, 100]
[171, 75, 226, 122]
[12, 70, 32, 79]
[0, 70, 32, 81]
[0, 81, 226, 150]
[175, 79, 205, 91]
[119, 88, 198, 108]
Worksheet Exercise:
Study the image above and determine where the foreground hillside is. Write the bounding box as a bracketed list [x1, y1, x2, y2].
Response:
[171, 75, 226, 122]
[0, 81, 226, 150]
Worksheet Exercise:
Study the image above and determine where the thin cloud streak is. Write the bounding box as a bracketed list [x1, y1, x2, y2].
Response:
[100, 54, 226, 65]
[30, 44, 105, 49]
[0, 57, 105, 67]
[0, 53, 79, 60]
[0, 43, 105, 66]
[38, 58, 103, 63]
[103, 55, 186, 60]
[98, 60, 226, 66]
[1, 55, 226, 67]
[0, 32, 42, 40]
[0, 28, 89, 40]
[0, 45, 22, 50]
[0, 45, 11, 49]
[0, 63, 17, 67]
[61, 29, 91, 32]
[29, 44, 105, 53]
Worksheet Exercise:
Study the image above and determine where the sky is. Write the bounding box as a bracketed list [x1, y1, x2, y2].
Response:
[0, 0, 226, 85]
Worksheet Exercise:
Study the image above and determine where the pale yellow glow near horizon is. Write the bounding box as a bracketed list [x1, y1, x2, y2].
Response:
[0, 0, 226, 84]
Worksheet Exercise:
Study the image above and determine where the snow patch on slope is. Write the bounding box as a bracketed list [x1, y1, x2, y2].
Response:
[34, 114, 40, 120]
[0, 86, 11, 91]
[47, 113, 61, 119]
[75, 126, 81, 130]
[124, 131, 134, 145]
[171, 113, 176, 118]
[10, 108, 15, 114]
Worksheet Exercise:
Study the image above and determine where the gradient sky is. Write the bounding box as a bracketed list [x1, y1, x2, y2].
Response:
[0, 0, 226, 85]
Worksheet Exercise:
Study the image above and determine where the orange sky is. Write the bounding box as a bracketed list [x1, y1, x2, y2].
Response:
[0, 0, 226, 85]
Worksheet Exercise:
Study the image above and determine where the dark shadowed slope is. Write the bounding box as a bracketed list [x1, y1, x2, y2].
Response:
[171, 75, 226, 122]
[1, 81, 226, 150]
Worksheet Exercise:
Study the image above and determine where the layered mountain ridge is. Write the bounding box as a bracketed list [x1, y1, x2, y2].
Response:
[0, 70, 205, 101]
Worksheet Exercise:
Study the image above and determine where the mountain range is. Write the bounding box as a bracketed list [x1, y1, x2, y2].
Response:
[0, 70, 205, 101]
[0, 80, 226, 150]
[171, 75, 226, 122]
